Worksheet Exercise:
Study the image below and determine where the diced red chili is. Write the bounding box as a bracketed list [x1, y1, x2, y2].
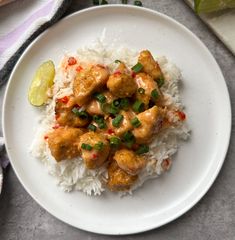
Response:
[131, 71, 136, 78]
[68, 57, 77, 66]
[57, 96, 69, 104]
[132, 143, 139, 151]
[92, 154, 98, 159]
[107, 128, 114, 134]
[44, 135, 48, 140]
[76, 66, 83, 72]
[114, 70, 121, 76]
[177, 111, 186, 121]
[52, 124, 60, 129]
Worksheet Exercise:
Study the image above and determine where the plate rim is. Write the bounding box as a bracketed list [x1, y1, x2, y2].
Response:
[2, 4, 232, 235]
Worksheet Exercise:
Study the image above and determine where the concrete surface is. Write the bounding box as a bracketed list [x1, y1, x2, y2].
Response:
[0, 0, 235, 239]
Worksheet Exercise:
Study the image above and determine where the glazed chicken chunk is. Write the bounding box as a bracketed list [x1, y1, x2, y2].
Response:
[114, 149, 146, 175]
[73, 65, 109, 105]
[55, 96, 89, 127]
[107, 63, 137, 98]
[47, 127, 84, 162]
[107, 160, 138, 191]
[135, 73, 162, 106]
[78, 132, 110, 169]
[138, 50, 163, 80]
[132, 106, 161, 144]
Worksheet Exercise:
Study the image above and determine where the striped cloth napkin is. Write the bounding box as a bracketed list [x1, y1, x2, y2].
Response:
[0, 0, 72, 193]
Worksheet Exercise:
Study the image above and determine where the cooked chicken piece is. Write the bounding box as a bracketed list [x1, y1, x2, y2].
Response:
[135, 73, 162, 106]
[47, 127, 83, 162]
[132, 106, 161, 144]
[107, 63, 137, 98]
[73, 65, 109, 105]
[138, 50, 163, 80]
[107, 110, 135, 137]
[107, 160, 138, 191]
[85, 91, 116, 116]
[114, 149, 146, 175]
[55, 96, 89, 127]
[78, 132, 110, 169]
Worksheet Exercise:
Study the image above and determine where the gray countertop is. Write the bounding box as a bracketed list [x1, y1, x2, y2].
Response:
[0, 1, 235, 239]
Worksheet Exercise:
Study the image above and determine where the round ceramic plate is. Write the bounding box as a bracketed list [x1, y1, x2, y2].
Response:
[2, 5, 231, 235]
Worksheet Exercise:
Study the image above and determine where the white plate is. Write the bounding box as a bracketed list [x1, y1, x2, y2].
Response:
[2, 5, 231, 235]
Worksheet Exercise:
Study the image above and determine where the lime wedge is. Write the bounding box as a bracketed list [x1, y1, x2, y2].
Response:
[195, 0, 235, 13]
[28, 60, 55, 106]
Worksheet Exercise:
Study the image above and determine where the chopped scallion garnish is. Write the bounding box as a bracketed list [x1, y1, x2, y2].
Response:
[88, 124, 97, 132]
[110, 137, 121, 148]
[108, 105, 120, 115]
[112, 99, 121, 107]
[115, 59, 122, 63]
[157, 76, 165, 88]
[151, 89, 159, 101]
[98, 122, 107, 129]
[131, 62, 143, 73]
[120, 98, 130, 110]
[131, 117, 141, 128]
[81, 143, 92, 151]
[138, 88, 145, 94]
[94, 93, 106, 103]
[132, 100, 145, 113]
[94, 141, 104, 151]
[135, 144, 149, 154]
[72, 108, 89, 119]
[122, 131, 135, 148]
[112, 114, 124, 127]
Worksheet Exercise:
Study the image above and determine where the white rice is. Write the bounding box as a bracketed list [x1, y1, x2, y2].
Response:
[30, 42, 190, 196]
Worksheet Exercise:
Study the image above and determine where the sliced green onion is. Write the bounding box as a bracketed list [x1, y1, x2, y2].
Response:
[112, 114, 124, 127]
[138, 88, 145, 94]
[93, 0, 99, 5]
[122, 131, 136, 148]
[131, 117, 141, 128]
[110, 137, 121, 148]
[101, 0, 108, 4]
[120, 98, 130, 110]
[108, 105, 120, 115]
[88, 124, 97, 132]
[151, 89, 159, 101]
[112, 99, 121, 107]
[134, 1, 142, 6]
[93, 115, 103, 123]
[81, 143, 92, 151]
[98, 122, 107, 129]
[132, 100, 145, 113]
[131, 62, 143, 73]
[115, 59, 122, 63]
[72, 108, 89, 119]
[135, 144, 149, 154]
[94, 141, 104, 151]
[93, 93, 106, 103]
[157, 76, 165, 88]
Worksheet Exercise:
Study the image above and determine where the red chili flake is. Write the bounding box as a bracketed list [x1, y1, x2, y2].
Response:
[76, 66, 83, 72]
[92, 154, 98, 159]
[177, 111, 186, 121]
[114, 70, 121, 76]
[44, 135, 48, 140]
[107, 128, 114, 134]
[131, 71, 136, 78]
[55, 113, 60, 120]
[68, 57, 77, 66]
[132, 143, 139, 151]
[52, 124, 60, 129]
[57, 96, 69, 104]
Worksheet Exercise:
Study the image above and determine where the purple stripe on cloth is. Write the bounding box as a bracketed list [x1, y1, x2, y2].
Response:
[0, 0, 54, 55]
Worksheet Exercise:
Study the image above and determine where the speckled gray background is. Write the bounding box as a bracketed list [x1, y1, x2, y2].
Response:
[0, 1, 235, 239]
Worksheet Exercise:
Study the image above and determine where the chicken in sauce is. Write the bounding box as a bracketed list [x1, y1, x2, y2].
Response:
[45, 50, 186, 192]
